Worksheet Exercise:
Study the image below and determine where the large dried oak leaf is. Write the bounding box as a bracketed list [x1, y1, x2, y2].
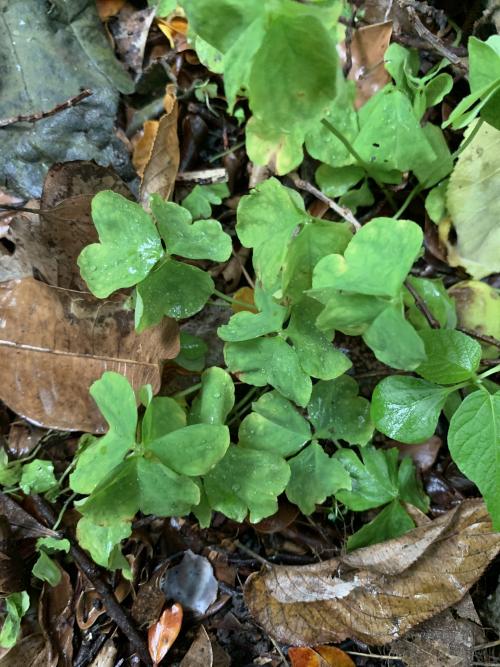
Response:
[244, 500, 500, 646]
[0, 278, 179, 432]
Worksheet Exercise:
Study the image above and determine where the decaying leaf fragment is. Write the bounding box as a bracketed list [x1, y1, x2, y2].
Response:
[244, 500, 500, 646]
[0, 278, 179, 432]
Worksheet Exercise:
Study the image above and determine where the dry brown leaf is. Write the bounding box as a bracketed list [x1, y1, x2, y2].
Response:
[340, 21, 393, 108]
[231, 287, 256, 314]
[157, 15, 188, 48]
[88, 640, 117, 667]
[0, 635, 49, 667]
[179, 626, 213, 667]
[39, 567, 74, 667]
[111, 6, 156, 76]
[148, 603, 183, 665]
[244, 500, 500, 647]
[139, 86, 180, 207]
[0, 517, 29, 595]
[390, 610, 477, 667]
[133, 120, 160, 178]
[96, 0, 126, 20]
[0, 278, 179, 432]
[289, 646, 355, 667]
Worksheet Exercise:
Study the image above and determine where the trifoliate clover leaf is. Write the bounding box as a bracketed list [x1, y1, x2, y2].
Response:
[147, 424, 230, 476]
[312, 217, 423, 298]
[416, 329, 481, 385]
[182, 182, 229, 220]
[238, 391, 311, 457]
[224, 336, 312, 407]
[151, 195, 231, 262]
[218, 286, 288, 342]
[371, 376, 454, 444]
[314, 292, 387, 335]
[77, 516, 132, 572]
[282, 221, 352, 304]
[448, 391, 500, 529]
[141, 396, 186, 444]
[308, 376, 373, 446]
[78, 192, 163, 298]
[20, 459, 57, 495]
[70, 372, 137, 494]
[236, 178, 308, 289]
[286, 298, 352, 381]
[286, 442, 351, 515]
[135, 258, 214, 329]
[204, 446, 290, 523]
[79, 457, 200, 522]
[189, 367, 235, 426]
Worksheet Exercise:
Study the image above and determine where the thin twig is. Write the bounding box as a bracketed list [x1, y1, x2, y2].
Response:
[176, 168, 227, 184]
[31, 495, 151, 666]
[0, 89, 92, 128]
[406, 7, 467, 71]
[404, 280, 440, 328]
[457, 326, 500, 349]
[234, 540, 271, 569]
[231, 249, 255, 288]
[289, 173, 361, 231]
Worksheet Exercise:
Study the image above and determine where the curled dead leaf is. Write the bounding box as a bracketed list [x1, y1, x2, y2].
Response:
[179, 626, 213, 667]
[0, 278, 179, 432]
[139, 86, 180, 207]
[148, 603, 183, 665]
[244, 500, 500, 646]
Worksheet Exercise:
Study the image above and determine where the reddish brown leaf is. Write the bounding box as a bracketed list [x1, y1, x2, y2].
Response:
[148, 603, 183, 665]
[245, 500, 500, 647]
[179, 626, 213, 667]
[0, 278, 179, 432]
[316, 646, 356, 667]
[231, 287, 257, 314]
[288, 647, 325, 667]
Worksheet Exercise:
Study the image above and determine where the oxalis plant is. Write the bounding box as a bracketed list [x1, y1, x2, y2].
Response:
[3, 1, 499, 582]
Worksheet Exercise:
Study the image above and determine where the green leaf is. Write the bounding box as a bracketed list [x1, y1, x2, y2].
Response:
[142, 396, 186, 444]
[150, 0, 177, 17]
[194, 35, 225, 73]
[313, 291, 387, 335]
[286, 442, 351, 515]
[286, 299, 352, 380]
[77, 516, 132, 571]
[0, 592, 29, 648]
[311, 217, 423, 298]
[416, 329, 481, 384]
[175, 332, 208, 372]
[147, 424, 230, 475]
[339, 180, 375, 212]
[397, 457, 429, 513]
[248, 13, 337, 127]
[0, 450, 21, 487]
[315, 165, 364, 197]
[192, 480, 212, 528]
[78, 192, 163, 298]
[448, 391, 500, 528]
[37, 537, 70, 554]
[218, 287, 288, 342]
[151, 195, 231, 262]
[363, 303, 426, 370]
[446, 121, 500, 278]
[306, 82, 359, 168]
[384, 43, 419, 97]
[282, 221, 352, 303]
[189, 367, 235, 425]
[32, 552, 61, 587]
[308, 376, 373, 446]
[425, 180, 448, 224]
[224, 337, 312, 407]
[413, 123, 453, 187]
[20, 459, 57, 494]
[181, 182, 229, 220]
[405, 276, 457, 330]
[204, 446, 290, 523]
[70, 372, 137, 494]
[135, 258, 214, 328]
[371, 376, 453, 444]
[80, 458, 200, 521]
[346, 500, 415, 551]
[353, 86, 436, 174]
[239, 391, 311, 457]
[245, 116, 304, 175]
[467, 36, 500, 129]
[236, 178, 307, 289]
[334, 446, 399, 510]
